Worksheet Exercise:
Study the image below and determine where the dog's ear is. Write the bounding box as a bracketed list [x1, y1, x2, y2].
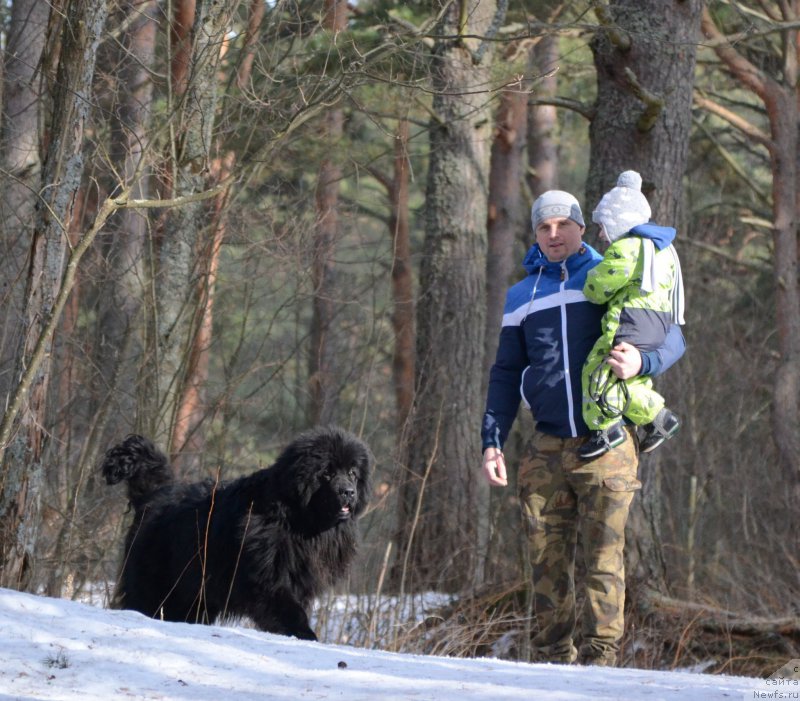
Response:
[268, 434, 322, 509]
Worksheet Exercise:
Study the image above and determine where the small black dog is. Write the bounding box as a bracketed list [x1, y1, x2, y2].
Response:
[102, 426, 372, 640]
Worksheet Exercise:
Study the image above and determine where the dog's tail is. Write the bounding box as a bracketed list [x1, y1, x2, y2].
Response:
[101, 434, 173, 511]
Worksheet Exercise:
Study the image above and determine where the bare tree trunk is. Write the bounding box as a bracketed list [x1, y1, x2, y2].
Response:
[41, 0, 159, 597]
[395, 0, 498, 593]
[388, 119, 415, 436]
[309, 0, 348, 425]
[0, 0, 49, 401]
[170, 0, 196, 98]
[0, 0, 107, 589]
[526, 33, 559, 199]
[586, 0, 703, 591]
[45, 183, 95, 596]
[142, 0, 230, 452]
[482, 47, 529, 589]
[485, 70, 528, 382]
[386, 118, 416, 536]
[366, 116, 416, 545]
[171, 151, 233, 472]
[237, 0, 266, 91]
[171, 0, 264, 472]
[99, 0, 158, 410]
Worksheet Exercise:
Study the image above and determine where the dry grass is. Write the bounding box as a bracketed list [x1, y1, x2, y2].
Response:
[312, 580, 798, 679]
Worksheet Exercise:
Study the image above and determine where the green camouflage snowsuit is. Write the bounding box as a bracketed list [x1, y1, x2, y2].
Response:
[581, 225, 678, 431]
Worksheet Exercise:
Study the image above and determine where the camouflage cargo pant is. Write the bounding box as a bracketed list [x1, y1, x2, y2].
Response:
[517, 427, 640, 665]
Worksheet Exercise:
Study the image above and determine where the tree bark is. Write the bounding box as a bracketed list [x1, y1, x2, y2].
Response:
[171, 0, 265, 472]
[170, 151, 233, 472]
[38, 1, 161, 597]
[395, 0, 497, 593]
[96, 0, 158, 428]
[485, 67, 528, 384]
[587, 0, 703, 230]
[0, 0, 107, 589]
[142, 0, 230, 451]
[482, 45, 529, 589]
[309, 0, 349, 425]
[526, 34, 559, 201]
[0, 0, 49, 402]
[388, 119, 415, 437]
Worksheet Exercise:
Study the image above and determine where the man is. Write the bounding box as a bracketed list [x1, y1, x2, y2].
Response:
[481, 189, 685, 666]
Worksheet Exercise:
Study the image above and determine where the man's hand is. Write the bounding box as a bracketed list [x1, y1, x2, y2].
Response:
[607, 341, 642, 379]
[482, 447, 508, 487]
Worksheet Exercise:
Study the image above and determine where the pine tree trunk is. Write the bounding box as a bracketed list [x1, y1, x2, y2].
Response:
[526, 34, 559, 200]
[482, 48, 529, 586]
[389, 119, 415, 436]
[309, 0, 349, 426]
[587, 0, 702, 228]
[395, 0, 497, 593]
[485, 71, 528, 383]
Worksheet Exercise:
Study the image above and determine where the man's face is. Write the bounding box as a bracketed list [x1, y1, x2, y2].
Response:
[535, 216, 585, 262]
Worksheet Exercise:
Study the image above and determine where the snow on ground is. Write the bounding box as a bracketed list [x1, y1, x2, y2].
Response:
[0, 587, 775, 700]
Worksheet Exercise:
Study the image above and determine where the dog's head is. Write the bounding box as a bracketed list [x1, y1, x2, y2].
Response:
[273, 426, 373, 529]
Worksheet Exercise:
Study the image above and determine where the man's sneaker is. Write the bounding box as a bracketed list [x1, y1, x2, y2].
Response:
[639, 408, 680, 453]
[578, 421, 627, 459]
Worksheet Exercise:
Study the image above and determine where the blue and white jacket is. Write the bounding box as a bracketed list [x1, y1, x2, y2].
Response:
[481, 242, 685, 450]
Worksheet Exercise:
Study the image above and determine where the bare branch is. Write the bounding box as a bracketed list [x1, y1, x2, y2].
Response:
[623, 67, 664, 132]
[693, 93, 772, 148]
[591, 0, 631, 51]
[681, 237, 771, 273]
[0, 193, 121, 464]
[700, 18, 800, 47]
[0, 172, 235, 465]
[528, 95, 595, 121]
[692, 114, 771, 205]
[113, 176, 236, 208]
[701, 7, 769, 100]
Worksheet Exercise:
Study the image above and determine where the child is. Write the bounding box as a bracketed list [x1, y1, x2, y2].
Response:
[579, 170, 685, 459]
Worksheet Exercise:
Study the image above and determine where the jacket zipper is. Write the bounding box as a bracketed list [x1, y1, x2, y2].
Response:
[560, 261, 578, 437]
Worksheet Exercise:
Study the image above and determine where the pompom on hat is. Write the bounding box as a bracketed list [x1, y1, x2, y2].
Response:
[592, 170, 651, 242]
[530, 190, 585, 231]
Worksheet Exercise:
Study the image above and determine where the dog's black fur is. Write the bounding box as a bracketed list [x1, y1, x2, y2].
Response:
[102, 426, 372, 640]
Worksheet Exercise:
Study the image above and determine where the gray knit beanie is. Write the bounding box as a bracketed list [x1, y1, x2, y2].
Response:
[591, 170, 651, 242]
[530, 190, 585, 231]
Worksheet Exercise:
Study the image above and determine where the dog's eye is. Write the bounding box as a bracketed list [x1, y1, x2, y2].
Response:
[348, 469, 357, 480]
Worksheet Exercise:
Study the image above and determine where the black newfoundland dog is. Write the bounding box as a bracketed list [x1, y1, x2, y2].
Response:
[102, 425, 372, 640]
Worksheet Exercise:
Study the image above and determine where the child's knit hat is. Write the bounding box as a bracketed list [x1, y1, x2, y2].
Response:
[530, 190, 585, 231]
[592, 170, 651, 241]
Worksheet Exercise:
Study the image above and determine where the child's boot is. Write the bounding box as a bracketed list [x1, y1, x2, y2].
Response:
[579, 421, 627, 459]
[639, 408, 680, 453]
